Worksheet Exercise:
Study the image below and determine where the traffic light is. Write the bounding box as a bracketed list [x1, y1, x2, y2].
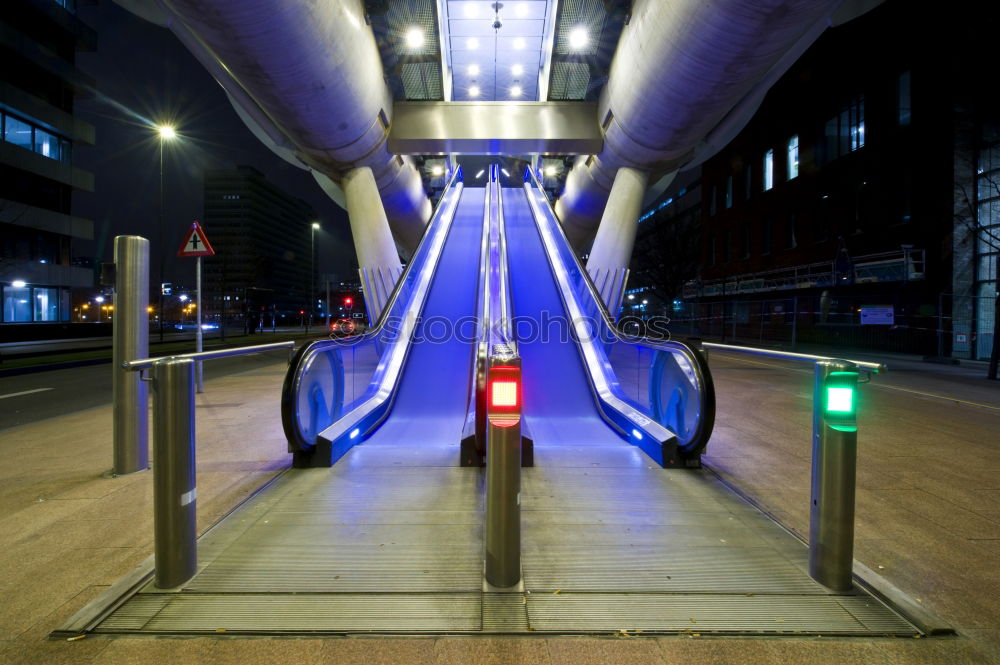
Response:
[344, 297, 353, 307]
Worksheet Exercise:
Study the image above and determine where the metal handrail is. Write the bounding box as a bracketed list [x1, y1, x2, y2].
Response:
[702, 342, 886, 373]
[122, 341, 296, 371]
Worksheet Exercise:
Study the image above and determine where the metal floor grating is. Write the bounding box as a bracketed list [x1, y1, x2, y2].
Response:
[86, 442, 920, 636]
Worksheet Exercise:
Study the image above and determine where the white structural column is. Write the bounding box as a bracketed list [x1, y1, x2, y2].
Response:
[344, 166, 404, 320]
[585, 167, 649, 313]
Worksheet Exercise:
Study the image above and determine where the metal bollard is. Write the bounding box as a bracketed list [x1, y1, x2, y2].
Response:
[809, 360, 860, 592]
[112, 235, 150, 475]
[152, 358, 197, 588]
[484, 352, 522, 589]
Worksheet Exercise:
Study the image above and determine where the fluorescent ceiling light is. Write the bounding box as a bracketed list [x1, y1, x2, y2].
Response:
[467, 37, 480, 50]
[469, 85, 480, 97]
[511, 63, 524, 76]
[467, 63, 480, 76]
[513, 37, 526, 50]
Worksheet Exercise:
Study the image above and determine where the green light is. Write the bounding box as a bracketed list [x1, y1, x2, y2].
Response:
[826, 387, 855, 413]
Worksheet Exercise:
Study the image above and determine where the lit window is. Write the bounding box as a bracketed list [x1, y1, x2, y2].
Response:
[898, 71, 911, 126]
[824, 96, 865, 162]
[763, 149, 774, 191]
[787, 135, 799, 180]
[4, 115, 33, 150]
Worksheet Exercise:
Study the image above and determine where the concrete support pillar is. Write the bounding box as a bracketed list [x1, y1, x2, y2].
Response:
[585, 167, 648, 312]
[343, 166, 403, 274]
[586, 167, 649, 273]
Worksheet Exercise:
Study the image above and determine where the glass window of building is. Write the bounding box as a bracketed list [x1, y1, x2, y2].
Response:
[742, 225, 751, 258]
[725, 175, 733, 209]
[3, 285, 33, 322]
[898, 71, 911, 126]
[824, 96, 866, 162]
[33, 287, 60, 321]
[709, 233, 716, 266]
[763, 149, 774, 191]
[4, 115, 33, 150]
[709, 185, 717, 216]
[787, 135, 799, 180]
[34, 128, 60, 160]
[762, 218, 772, 254]
[786, 215, 798, 249]
[724, 230, 732, 263]
[850, 97, 866, 151]
[744, 164, 752, 201]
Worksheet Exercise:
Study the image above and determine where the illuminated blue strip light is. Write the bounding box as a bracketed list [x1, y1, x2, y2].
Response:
[638, 184, 696, 223]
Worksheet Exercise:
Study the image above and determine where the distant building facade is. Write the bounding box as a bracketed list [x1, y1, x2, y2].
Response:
[632, 0, 999, 357]
[202, 166, 316, 326]
[0, 0, 96, 329]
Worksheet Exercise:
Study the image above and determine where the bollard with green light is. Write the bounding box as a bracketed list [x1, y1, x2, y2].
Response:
[809, 360, 861, 592]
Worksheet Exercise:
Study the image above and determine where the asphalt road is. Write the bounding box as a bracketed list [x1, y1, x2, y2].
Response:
[0, 350, 293, 431]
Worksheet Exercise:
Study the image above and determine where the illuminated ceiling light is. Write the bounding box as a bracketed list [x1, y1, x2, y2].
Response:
[544, 165, 557, 177]
[463, 2, 479, 18]
[475, 169, 485, 179]
[466, 37, 480, 50]
[467, 63, 480, 76]
[469, 85, 480, 97]
[501, 168, 510, 177]
[510, 85, 522, 97]
[431, 165, 444, 176]
[514, 2, 529, 17]
[11, 280, 26, 288]
[568, 26, 588, 50]
[513, 37, 526, 50]
[405, 27, 425, 49]
[511, 63, 524, 76]
[157, 125, 176, 139]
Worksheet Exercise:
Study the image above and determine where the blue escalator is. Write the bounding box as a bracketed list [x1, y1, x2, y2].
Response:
[503, 186, 623, 446]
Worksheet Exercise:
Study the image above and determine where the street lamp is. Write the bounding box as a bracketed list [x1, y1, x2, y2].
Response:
[310, 221, 320, 332]
[156, 123, 178, 343]
[95, 295, 104, 323]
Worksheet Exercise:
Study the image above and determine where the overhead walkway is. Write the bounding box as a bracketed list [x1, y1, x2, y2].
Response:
[71, 168, 918, 636]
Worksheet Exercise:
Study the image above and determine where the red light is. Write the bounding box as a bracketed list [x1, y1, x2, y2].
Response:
[488, 365, 520, 428]
[344, 297, 353, 306]
[299, 310, 305, 315]
[491, 381, 518, 407]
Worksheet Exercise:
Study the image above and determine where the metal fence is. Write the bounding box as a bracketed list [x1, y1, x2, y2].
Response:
[668, 294, 997, 358]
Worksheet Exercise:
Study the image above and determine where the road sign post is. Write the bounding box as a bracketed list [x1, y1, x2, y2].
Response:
[177, 221, 215, 394]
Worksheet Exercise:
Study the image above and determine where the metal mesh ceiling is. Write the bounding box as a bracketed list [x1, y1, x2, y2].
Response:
[547, 0, 629, 101]
[366, 0, 444, 101]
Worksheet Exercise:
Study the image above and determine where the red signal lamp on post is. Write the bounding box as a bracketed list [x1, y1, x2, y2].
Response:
[487, 365, 521, 428]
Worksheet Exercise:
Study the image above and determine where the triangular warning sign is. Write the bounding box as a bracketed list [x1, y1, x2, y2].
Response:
[177, 221, 215, 257]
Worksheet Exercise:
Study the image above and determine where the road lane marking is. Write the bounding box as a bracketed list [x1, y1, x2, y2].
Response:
[711, 353, 1000, 412]
[0, 387, 54, 400]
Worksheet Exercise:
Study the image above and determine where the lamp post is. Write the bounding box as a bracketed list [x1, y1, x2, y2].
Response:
[95, 295, 104, 323]
[157, 124, 177, 343]
[310, 222, 320, 333]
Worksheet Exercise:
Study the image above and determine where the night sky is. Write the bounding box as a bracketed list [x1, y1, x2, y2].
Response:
[71, 2, 356, 289]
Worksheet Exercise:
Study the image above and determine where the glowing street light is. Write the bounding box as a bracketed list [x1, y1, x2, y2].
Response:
[156, 122, 179, 342]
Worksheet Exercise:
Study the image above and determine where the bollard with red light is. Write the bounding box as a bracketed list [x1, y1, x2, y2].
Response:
[484, 351, 522, 589]
[487, 365, 521, 428]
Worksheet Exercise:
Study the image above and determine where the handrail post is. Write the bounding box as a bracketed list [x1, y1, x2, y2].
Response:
[112, 235, 150, 475]
[809, 360, 859, 591]
[484, 349, 522, 590]
[152, 357, 197, 588]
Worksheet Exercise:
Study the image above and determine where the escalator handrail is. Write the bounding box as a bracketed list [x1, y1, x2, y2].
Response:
[522, 169, 714, 455]
[281, 167, 464, 453]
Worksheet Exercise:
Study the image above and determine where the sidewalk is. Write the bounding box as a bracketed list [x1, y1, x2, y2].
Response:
[1, 352, 998, 664]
